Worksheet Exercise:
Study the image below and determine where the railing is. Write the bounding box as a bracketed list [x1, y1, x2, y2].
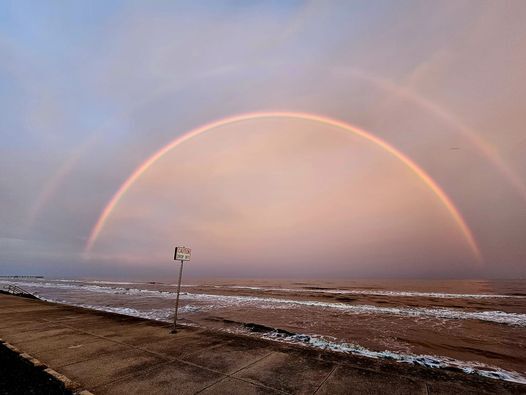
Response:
[2, 284, 39, 299]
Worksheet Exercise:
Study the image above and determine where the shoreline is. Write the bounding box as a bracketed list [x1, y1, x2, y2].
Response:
[3, 280, 526, 385]
[46, 298, 526, 385]
[1, 293, 525, 394]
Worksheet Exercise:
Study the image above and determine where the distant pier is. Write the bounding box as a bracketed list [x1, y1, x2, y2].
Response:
[0, 276, 44, 279]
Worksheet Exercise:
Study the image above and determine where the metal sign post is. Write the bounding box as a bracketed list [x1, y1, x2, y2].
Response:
[172, 246, 191, 333]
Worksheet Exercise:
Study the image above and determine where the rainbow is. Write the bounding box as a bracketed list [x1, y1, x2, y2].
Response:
[338, 68, 526, 203]
[85, 111, 482, 262]
[30, 70, 526, 238]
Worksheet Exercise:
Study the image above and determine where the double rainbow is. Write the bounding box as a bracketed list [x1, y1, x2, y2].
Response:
[85, 111, 482, 262]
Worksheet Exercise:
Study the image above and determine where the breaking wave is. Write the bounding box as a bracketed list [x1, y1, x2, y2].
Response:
[211, 285, 526, 299]
[36, 295, 526, 385]
[256, 327, 526, 384]
[6, 279, 525, 327]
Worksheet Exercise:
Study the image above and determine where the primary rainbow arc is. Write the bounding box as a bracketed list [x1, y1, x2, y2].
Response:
[85, 111, 482, 262]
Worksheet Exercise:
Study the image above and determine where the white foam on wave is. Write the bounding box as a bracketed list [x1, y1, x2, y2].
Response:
[213, 285, 525, 299]
[180, 292, 526, 326]
[4, 279, 526, 326]
[33, 294, 526, 385]
[0, 279, 192, 292]
[6, 278, 523, 300]
[38, 296, 199, 320]
[260, 331, 526, 384]
[87, 280, 144, 285]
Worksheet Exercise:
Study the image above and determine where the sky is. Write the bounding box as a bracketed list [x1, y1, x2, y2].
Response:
[1, 0, 525, 280]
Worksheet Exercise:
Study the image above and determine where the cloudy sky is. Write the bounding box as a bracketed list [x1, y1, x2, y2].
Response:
[1, 1, 525, 280]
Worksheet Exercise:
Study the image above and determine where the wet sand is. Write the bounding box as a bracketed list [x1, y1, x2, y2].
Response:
[3, 277, 524, 382]
[1, 293, 525, 394]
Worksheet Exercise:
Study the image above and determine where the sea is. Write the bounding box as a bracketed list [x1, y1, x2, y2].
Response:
[1, 278, 525, 384]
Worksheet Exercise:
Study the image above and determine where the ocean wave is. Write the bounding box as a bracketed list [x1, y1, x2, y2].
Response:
[258, 330, 526, 384]
[5, 279, 522, 299]
[38, 297, 200, 320]
[212, 285, 525, 299]
[180, 292, 526, 326]
[38, 296, 526, 385]
[4, 280, 526, 326]
[85, 280, 144, 285]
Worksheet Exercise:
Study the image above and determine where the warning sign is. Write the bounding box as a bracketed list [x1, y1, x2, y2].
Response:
[174, 246, 191, 261]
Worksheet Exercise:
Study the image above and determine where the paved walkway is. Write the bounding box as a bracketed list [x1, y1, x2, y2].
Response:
[0, 294, 524, 394]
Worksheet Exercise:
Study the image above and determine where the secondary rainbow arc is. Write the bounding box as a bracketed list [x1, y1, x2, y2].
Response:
[30, 71, 526, 238]
[85, 111, 482, 262]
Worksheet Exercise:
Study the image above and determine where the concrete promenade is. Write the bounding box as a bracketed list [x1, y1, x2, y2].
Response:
[0, 293, 524, 394]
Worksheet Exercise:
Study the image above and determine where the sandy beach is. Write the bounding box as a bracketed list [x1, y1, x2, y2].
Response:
[2, 292, 526, 394]
[2, 278, 526, 389]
